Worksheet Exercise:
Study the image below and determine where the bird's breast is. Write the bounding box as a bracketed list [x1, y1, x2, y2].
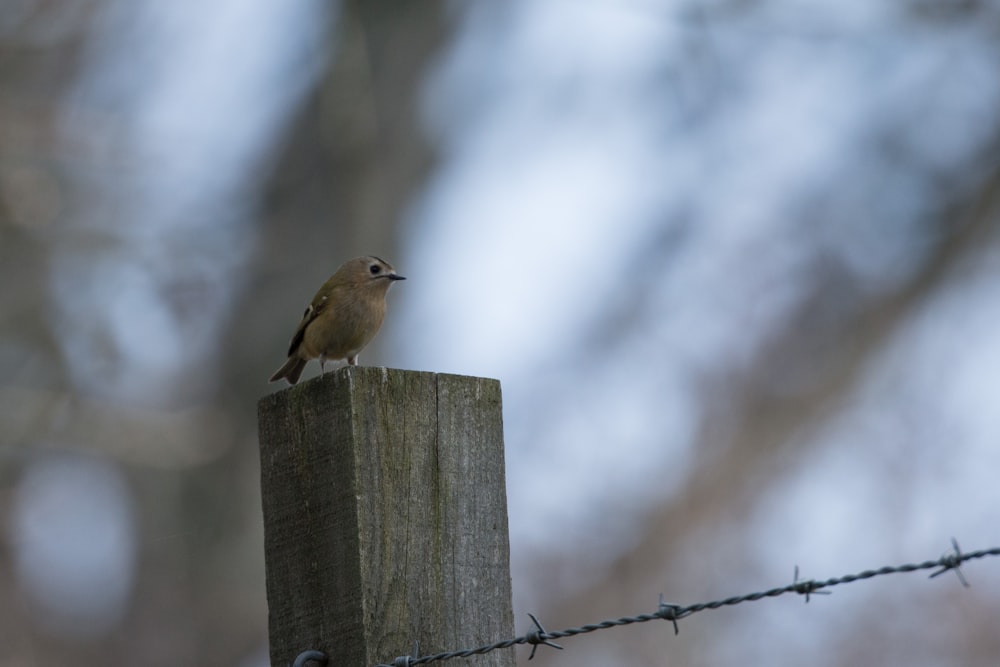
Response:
[301, 295, 386, 360]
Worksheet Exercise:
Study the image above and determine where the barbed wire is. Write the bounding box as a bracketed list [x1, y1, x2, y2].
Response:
[289, 539, 999, 667]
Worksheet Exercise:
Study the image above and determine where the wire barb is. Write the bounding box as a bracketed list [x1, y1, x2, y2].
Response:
[655, 594, 683, 635]
[792, 565, 830, 603]
[525, 612, 564, 659]
[929, 538, 970, 587]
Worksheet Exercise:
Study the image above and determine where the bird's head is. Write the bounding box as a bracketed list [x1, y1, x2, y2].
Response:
[341, 256, 406, 292]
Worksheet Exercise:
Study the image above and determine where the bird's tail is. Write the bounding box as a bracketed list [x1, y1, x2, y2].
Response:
[269, 357, 307, 384]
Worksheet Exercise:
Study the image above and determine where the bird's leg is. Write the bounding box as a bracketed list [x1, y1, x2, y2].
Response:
[347, 355, 358, 366]
[320, 355, 327, 374]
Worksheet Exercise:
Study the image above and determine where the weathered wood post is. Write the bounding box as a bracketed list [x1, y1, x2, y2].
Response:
[257, 367, 515, 667]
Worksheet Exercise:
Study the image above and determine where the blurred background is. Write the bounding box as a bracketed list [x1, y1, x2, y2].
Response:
[2, 0, 1000, 665]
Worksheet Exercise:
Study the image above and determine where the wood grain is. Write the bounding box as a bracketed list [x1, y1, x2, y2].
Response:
[258, 367, 514, 667]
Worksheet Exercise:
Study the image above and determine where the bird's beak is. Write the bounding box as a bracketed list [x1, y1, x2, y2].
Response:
[388, 273, 406, 281]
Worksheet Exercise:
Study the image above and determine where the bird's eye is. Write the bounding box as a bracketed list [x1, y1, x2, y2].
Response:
[369, 264, 381, 275]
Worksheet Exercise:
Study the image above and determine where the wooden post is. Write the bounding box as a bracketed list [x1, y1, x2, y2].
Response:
[257, 367, 515, 667]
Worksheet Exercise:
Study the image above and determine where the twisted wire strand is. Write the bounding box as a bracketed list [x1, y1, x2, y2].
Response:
[291, 540, 999, 667]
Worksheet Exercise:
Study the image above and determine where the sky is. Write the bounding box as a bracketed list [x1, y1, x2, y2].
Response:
[394, 2, 1000, 661]
[11, 0, 334, 643]
[398, 0, 1000, 565]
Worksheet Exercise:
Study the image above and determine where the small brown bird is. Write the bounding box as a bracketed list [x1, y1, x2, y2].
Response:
[269, 256, 405, 384]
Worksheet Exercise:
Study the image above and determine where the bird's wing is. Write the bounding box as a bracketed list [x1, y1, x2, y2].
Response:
[286, 293, 331, 357]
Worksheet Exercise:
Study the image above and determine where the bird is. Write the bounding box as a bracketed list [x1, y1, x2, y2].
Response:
[269, 255, 405, 384]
